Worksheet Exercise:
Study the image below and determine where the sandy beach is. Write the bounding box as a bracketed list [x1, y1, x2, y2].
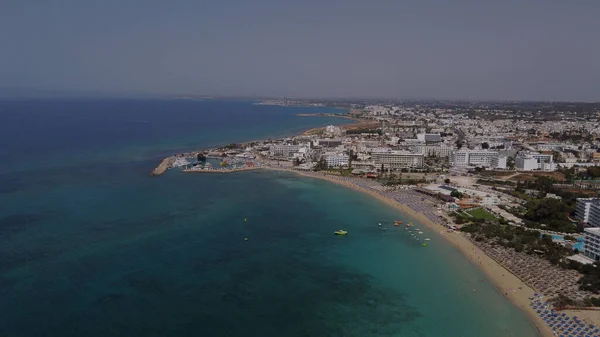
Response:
[268, 168, 555, 337]
[562, 309, 600, 328]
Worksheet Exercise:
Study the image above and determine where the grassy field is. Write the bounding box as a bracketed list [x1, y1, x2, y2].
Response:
[465, 208, 498, 221]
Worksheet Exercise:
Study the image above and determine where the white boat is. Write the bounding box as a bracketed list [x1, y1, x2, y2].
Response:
[172, 157, 191, 167]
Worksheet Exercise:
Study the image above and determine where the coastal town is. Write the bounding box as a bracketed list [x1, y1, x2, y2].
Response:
[153, 100, 600, 336]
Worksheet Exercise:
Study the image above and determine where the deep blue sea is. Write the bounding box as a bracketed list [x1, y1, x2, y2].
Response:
[0, 99, 538, 336]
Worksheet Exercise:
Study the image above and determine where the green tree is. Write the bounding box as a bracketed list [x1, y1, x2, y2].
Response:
[315, 157, 328, 171]
[523, 198, 574, 232]
[450, 190, 463, 198]
[587, 166, 600, 178]
[481, 142, 490, 149]
[444, 178, 451, 184]
[552, 150, 564, 163]
[507, 157, 515, 170]
[347, 149, 354, 169]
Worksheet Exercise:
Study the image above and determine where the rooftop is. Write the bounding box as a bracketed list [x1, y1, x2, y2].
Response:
[584, 227, 600, 235]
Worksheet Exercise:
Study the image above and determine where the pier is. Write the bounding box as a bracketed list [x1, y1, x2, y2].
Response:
[151, 156, 176, 176]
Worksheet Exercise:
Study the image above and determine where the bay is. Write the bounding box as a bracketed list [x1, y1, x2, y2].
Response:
[0, 99, 538, 336]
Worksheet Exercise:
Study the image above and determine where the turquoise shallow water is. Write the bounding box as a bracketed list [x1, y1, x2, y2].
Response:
[0, 100, 539, 336]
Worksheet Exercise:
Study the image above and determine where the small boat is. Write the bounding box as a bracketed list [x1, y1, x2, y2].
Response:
[425, 238, 431, 241]
[422, 243, 427, 247]
[334, 230, 348, 236]
[418, 231, 423, 234]
[393, 220, 402, 226]
[378, 223, 382, 226]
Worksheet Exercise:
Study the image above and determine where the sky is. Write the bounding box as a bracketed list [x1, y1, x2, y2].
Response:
[1, 0, 600, 101]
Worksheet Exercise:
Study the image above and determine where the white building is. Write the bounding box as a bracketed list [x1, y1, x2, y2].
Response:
[515, 155, 538, 171]
[270, 144, 300, 157]
[491, 156, 508, 170]
[578, 198, 600, 228]
[531, 152, 554, 163]
[536, 143, 563, 151]
[414, 145, 453, 158]
[515, 152, 556, 171]
[325, 125, 342, 136]
[586, 200, 600, 228]
[450, 149, 499, 168]
[584, 228, 600, 261]
[540, 162, 558, 171]
[416, 133, 443, 144]
[324, 154, 349, 167]
[314, 139, 343, 148]
[481, 195, 501, 206]
[292, 146, 311, 160]
[372, 150, 424, 169]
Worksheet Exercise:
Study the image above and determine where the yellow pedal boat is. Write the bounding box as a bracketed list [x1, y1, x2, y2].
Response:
[334, 230, 348, 236]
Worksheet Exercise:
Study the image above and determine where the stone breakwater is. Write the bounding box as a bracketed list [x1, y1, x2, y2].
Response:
[151, 156, 176, 176]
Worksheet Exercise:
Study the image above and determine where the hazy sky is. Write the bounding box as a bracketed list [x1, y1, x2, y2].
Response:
[1, 0, 599, 100]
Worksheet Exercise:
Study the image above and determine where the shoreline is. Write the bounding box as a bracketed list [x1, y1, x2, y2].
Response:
[151, 109, 554, 336]
[264, 167, 554, 337]
[183, 167, 260, 173]
[150, 114, 367, 176]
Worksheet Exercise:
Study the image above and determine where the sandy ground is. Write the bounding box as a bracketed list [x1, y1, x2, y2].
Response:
[562, 309, 600, 327]
[266, 168, 555, 337]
